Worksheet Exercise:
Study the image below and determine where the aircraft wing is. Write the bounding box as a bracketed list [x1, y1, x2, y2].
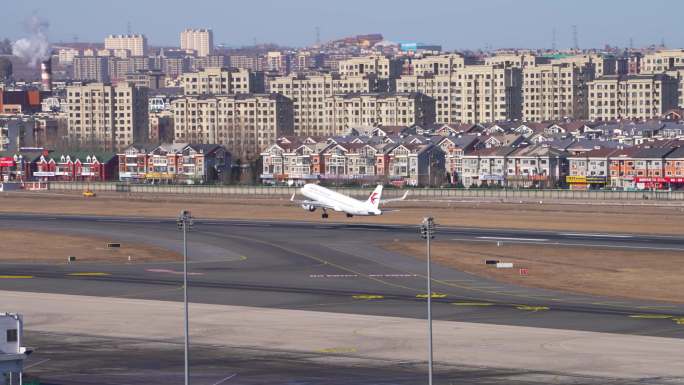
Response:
[380, 191, 409, 205]
[290, 193, 336, 210]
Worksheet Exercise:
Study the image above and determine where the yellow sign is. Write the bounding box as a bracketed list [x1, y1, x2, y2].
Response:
[145, 172, 175, 179]
[566, 175, 587, 183]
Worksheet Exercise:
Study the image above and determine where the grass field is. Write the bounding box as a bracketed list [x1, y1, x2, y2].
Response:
[386, 241, 684, 303]
[0, 229, 181, 263]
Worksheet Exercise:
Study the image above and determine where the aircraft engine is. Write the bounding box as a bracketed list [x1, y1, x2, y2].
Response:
[302, 204, 316, 212]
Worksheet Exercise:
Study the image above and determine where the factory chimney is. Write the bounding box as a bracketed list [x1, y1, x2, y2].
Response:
[40, 59, 52, 92]
[40, 58, 52, 92]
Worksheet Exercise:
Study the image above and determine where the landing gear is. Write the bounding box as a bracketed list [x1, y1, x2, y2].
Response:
[346, 213, 354, 218]
[322, 209, 329, 219]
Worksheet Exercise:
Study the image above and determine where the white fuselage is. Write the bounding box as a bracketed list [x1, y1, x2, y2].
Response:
[301, 184, 381, 216]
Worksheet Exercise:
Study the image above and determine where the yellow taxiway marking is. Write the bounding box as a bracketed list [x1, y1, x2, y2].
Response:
[515, 305, 549, 312]
[672, 317, 684, 325]
[628, 314, 672, 319]
[352, 294, 384, 300]
[68, 272, 111, 276]
[452, 302, 493, 306]
[416, 293, 448, 299]
[318, 347, 357, 354]
[0, 275, 33, 279]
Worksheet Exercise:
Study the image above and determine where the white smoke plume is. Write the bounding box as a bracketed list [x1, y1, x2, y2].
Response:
[12, 15, 50, 68]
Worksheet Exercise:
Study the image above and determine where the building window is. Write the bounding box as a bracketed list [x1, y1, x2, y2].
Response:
[7, 329, 17, 342]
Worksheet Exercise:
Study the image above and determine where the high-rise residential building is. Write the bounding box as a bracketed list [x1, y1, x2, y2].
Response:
[267, 73, 377, 136]
[190, 55, 228, 71]
[180, 28, 214, 57]
[66, 83, 149, 150]
[550, 54, 615, 78]
[411, 53, 470, 76]
[104, 34, 148, 57]
[396, 65, 522, 124]
[324, 92, 435, 135]
[162, 57, 190, 78]
[522, 62, 595, 121]
[484, 53, 548, 69]
[180, 67, 265, 95]
[171, 94, 294, 160]
[265, 51, 292, 75]
[641, 50, 684, 73]
[229, 55, 266, 72]
[338, 55, 403, 80]
[587, 74, 678, 121]
[108, 56, 152, 83]
[72, 56, 110, 83]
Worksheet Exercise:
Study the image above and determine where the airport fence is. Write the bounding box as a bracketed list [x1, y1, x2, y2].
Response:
[46, 181, 684, 201]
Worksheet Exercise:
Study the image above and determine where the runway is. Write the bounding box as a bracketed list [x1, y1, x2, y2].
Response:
[1, 213, 683, 339]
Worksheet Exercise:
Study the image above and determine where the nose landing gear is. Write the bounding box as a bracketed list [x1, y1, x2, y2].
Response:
[322, 209, 329, 219]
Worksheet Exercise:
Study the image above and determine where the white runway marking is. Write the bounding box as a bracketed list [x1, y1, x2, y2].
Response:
[452, 237, 684, 251]
[477, 236, 548, 242]
[309, 273, 417, 278]
[560, 233, 633, 238]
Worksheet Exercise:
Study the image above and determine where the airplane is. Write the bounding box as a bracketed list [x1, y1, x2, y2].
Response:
[291, 184, 408, 219]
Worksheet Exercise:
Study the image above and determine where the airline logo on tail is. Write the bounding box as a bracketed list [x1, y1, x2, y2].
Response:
[369, 192, 379, 204]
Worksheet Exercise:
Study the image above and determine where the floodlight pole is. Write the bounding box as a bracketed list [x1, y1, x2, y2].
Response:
[420, 216, 435, 385]
[177, 210, 193, 385]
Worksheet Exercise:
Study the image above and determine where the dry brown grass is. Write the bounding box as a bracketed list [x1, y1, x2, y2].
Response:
[0, 229, 181, 263]
[2, 191, 684, 235]
[385, 241, 684, 303]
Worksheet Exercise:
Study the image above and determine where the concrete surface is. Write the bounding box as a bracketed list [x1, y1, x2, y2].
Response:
[5, 290, 684, 382]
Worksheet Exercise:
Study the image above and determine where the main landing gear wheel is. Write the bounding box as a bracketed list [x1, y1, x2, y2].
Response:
[346, 213, 353, 218]
[322, 210, 329, 219]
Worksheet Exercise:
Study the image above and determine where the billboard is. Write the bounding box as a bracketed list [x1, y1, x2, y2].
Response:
[0, 157, 15, 167]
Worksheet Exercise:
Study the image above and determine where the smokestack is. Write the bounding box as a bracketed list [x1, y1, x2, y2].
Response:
[41, 58, 52, 92]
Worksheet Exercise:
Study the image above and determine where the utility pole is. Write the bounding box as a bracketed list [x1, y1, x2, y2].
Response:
[177, 210, 194, 385]
[420, 217, 436, 385]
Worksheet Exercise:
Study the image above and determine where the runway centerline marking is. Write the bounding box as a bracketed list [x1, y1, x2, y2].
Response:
[67, 272, 111, 276]
[146, 268, 205, 276]
[477, 236, 548, 242]
[560, 233, 633, 238]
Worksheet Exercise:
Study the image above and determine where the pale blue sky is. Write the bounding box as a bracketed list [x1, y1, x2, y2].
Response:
[3, 0, 681, 50]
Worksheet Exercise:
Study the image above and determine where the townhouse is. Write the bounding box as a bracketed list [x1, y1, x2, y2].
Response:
[33, 152, 118, 182]
[567, 147, 618, 189]
[117, 143, 230, 184]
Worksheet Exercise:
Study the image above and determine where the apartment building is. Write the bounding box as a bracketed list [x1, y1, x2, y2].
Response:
[172, 93, 294, 160]
[161, 56, 190, 78]
[641, 50, 684, 73]
[66, 83, 149, 150]
[522, 62, 594, 121]
[412, 53, 469, 76]
[324, 92, 435, 134]
[588, 74, 679, 121]
[550, 54, 615, 78]
[338, 55, 403, 80]
[180, 28, 214, 57]
[266, 51, 291, 75]
[72, 56, 110, 83]
[267, 73, 377, 136]
[396, 65, 522, 124]
[104, 34, 148, 57]
[190, 55, 229, 71]
[181, 67, 265, 95]
[484, 53, 547, 69]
